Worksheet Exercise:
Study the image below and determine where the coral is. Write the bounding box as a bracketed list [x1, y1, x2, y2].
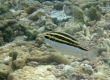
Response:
[43, 1, 53, 6]
[25, 28, 37, 40]
[0, 56, 12, 66]
[29, 49, 46, 57]
[0, 20, 8, 29]
[24, 6, 36, 14]
[86, 20, 96, 26]
[84, 27, 91, 38]
[53, 1, 71, 10]
[63, 5, 72, 15]
[0, 37, 4, 46]
[53, 62, 94, 80]
[105, 13, 110, 20]
[97, 37, 110, 47]
[7, 65, 59, 80]
[63, 21, 82, 35]
[99, 22, 110, 30]
[53, 1, 64, 10]
[35, 34, 44, 47]
[92, 64, 110, 79]
[2, 12, 13, 19]
[101, 51, 110, 66]
[0, 0, 6, 3]
[80, 1, 100, 10]
[5, 19, 17, 24]
[61, 65, 74, 79]
[18, 18, 38, 40]
[18, 18, 32, 29]
[51, 53, 71, 64]
[0, 19, 17, 46]
[9, 49, 30, 69]
[18, 13, 28, 19]
[79, 63, 94, 75]
[28, 9, 45, 20]
[45, 19, 57, 30]
[93, 72, 107, 80]
[14, 0, 42, 10]
[35, 16, 46, 27]
[36, 26, 45, 34]
[27, 52, 71, 65]
[0, 3, 9, 14]
[86, 6, 101, 21]
[3, 27, 14, 42]
[73, 6, 84, 23]
[70, 61, 80, 68]
[50, 10, 71, 21]
[0, 0, 110, 80]
[71, 62, 94, 75]
[0, 64, 12, 79]
[12, 10, 24, 17]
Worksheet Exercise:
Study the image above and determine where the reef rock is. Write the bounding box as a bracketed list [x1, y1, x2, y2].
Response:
[28, 9, 45, 20]
[45, 19, 57, 30]
[0, 64, 12, 79]
[8, 65, 59, 80]
[9, 49, 30, 69]
[61, 65, 74, 80]
[63, 21, 82, 35]
[86, 6, 101, 21]
[50, 10, 71, 21]
[73, 6, 84, 23]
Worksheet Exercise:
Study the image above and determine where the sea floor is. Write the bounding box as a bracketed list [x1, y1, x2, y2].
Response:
[0, 0, 110, 80]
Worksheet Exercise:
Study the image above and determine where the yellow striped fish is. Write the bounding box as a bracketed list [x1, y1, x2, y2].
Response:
[44, 32, 98, 63]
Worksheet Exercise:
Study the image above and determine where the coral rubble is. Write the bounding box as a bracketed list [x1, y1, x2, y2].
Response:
[0, 0, 110, 80]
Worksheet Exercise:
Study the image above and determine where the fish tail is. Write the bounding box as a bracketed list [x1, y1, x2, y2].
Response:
[87, 49, 99, 63]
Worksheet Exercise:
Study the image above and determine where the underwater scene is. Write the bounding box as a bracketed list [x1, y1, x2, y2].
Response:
[0, 0, 110, 80]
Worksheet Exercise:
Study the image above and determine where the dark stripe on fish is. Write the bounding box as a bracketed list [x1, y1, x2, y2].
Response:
[53, 32, 78, 41]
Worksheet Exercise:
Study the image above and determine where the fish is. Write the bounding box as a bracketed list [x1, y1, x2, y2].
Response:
[44, 32, 99, 63]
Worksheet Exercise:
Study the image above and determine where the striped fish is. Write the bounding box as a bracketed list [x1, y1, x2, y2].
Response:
[44, 32, 98, 63]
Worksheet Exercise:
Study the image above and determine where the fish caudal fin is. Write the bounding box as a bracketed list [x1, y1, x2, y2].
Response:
[87, 49, 99, 63]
